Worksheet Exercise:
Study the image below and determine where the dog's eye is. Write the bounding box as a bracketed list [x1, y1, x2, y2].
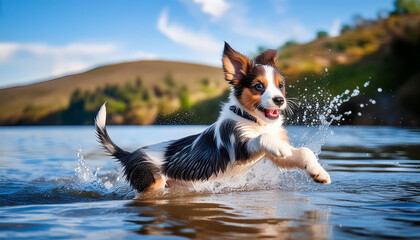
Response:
[254, 83, 264, 91]
[279, 83, 284, 89]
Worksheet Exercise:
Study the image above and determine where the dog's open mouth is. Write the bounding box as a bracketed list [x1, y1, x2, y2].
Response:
[257, 106, 279, 119]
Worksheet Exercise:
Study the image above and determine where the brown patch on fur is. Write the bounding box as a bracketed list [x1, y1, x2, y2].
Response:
[237, 65, 268, 113]
[222, 42, 253, 85]
[254, 49, 278, 68]
[239, 88, 262, 113]
[143, 177, 165, 193]
[274, 72, 286, 96]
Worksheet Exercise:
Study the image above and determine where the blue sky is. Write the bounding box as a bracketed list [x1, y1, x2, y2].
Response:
[0, 0, 394, 88]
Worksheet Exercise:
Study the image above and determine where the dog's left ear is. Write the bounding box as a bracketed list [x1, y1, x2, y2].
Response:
[254, 49, 278, 68]
[222, 42, 253, 85]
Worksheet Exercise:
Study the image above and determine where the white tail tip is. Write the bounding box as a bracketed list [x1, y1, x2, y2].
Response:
[95, 103, 107, 129]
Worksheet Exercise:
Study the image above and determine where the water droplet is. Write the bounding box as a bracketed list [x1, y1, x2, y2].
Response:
[371, 100, 376, 104]
[325, 68, 328, 72]
[358, 112, 362, 116]
[305, 88, 307, 91]
[377, 88, 382, 92]
[360, 104, 364, 108]
[364, 81, 370, 87]
[351, 89, 360, 97]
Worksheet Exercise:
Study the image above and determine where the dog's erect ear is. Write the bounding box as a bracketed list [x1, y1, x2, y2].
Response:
[254, 49, 278, 68]
[222, 42, 252, 85]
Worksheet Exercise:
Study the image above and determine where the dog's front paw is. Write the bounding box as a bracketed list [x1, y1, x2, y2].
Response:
[305, 162, 331, 184]
[299, 147, 331, 184]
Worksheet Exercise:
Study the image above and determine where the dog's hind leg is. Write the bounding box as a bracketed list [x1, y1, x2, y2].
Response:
[116, 148, 167, 195]
[134, 175, 166, 199]
[143, 176, 166, 193]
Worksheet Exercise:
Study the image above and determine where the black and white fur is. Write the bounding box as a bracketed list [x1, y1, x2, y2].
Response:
[95, 43, 331, 194]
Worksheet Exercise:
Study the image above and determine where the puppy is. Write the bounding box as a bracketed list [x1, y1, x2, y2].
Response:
[95, 42, 331, 195]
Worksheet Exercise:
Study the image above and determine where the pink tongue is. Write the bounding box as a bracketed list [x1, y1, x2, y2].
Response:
[265, 109, 279, 117]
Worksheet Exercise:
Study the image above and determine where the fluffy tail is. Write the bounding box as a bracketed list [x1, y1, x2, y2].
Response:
[95, 103, 160, 193]
[95, 103, 129, 159]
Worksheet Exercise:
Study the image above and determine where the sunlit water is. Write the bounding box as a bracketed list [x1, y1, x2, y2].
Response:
[1, 125, 419, 239]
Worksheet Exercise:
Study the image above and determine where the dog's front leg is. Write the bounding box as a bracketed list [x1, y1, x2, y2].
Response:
[268, 147, 331, 184]
[247, 133, 293, 158]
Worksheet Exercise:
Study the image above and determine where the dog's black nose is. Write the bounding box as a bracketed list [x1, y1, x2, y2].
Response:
[273, 96, 284, 106]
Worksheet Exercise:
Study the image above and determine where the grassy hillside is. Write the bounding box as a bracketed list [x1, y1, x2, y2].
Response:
[277, 14, 420, 91]
[276, 14, 420, 125]
[0, 61, 226, 125]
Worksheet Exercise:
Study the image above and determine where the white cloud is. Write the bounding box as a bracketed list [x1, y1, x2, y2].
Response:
[157, 9, 222, 53]
[329, 18, 341, 37]
[225, 1, 312, 46]
[22, 43, 117, 56]
[0, 42, 117, 62]
[0, 42, 119, 77]
[0, 42, 116, 78]
[0, 43, 20, 62]
[193, 0, 230, 19]
[0, 42, 158, 86]
[224, 7, 312, 46]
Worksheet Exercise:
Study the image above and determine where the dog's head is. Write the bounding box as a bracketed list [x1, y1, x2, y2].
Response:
[222, 42, 286, 123]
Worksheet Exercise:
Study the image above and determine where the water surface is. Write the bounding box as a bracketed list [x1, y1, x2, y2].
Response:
[1, 126, 419, 239]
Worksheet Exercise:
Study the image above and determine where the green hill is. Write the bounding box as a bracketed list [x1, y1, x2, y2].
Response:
[0, 61, 226, 125]
[275, 14, 420, 125]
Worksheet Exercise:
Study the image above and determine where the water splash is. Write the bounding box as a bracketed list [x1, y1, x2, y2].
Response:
[364, 81, 370, 87]
[75, 147, 99, 183]
[73, 147, 135, 198]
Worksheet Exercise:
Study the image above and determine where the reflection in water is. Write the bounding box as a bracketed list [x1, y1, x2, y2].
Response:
[126, 191, 331, 239]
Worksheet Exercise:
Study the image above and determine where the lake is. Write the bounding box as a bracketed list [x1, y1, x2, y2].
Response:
[0, 126, 419, 239]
